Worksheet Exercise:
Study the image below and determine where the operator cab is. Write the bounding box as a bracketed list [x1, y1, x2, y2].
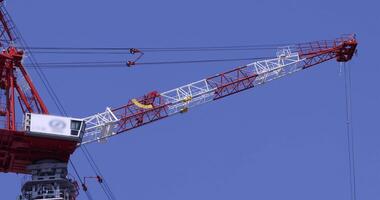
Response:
[24, 113, 86, 142]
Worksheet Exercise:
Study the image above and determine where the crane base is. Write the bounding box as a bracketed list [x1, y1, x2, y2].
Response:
[19, 160, 79, 200]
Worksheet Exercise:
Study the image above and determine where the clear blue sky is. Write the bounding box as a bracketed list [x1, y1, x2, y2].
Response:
[1, 0, 379, 199]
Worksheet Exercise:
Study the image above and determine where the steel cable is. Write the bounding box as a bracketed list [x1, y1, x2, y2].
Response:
[343, 62, 357, 200]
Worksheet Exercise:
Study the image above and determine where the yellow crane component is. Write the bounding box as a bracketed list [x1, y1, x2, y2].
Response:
[131, 99, 153, 109]
[182, 96, 192, 103]
[180, 107, 189, 113]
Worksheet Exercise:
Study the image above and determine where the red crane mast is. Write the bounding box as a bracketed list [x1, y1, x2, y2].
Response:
[0, 5, 48, 130]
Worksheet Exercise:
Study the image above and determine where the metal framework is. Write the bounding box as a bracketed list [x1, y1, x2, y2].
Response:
[81, 107, 119, 143]
[297, 35, 357, 68]
[81, 35, 357, 144]
[0, 3, 80, 175]
[0, 4, 48, 131]
[0, 2, 359, 200]
[81, 49, 301, 144]
[20, 161, 79, 200]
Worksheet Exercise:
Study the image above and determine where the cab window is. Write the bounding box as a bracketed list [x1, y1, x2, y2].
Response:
[70, 120, 83, 136]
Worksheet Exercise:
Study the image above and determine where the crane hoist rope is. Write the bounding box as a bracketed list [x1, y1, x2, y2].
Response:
[343, 62, 357, 200]
[22, 57, 273, 68]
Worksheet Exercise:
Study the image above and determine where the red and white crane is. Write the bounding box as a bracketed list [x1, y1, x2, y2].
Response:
[0, 2, 357, 200]
[81, 38, 357, 144]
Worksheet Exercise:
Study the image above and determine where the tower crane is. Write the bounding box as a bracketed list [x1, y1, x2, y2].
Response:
[0, 2, 358, 200]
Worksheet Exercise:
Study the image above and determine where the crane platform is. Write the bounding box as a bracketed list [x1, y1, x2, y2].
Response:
[0, 129, 77, 174]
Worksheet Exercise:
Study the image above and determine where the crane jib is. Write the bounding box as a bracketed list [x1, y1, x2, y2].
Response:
[80, 35, 359, 145]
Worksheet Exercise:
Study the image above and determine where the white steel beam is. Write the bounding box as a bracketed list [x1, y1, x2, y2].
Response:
[81, 48, 304, 145]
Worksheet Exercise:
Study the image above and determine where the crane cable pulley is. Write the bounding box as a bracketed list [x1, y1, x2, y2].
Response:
[80, 146, 117, 200]
[82, 175, 104, 191]
[127, 48, 144, 67]
[23, 56, 273, 69]
[24, 43, 297, 68]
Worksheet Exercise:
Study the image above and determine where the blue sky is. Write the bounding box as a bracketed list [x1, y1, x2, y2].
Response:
[1, 0, 379, 199]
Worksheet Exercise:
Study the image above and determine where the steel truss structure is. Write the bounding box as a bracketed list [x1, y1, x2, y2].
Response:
[81, 48, 303, 144]
[0, 2, 358, 200]
[81, 35, 357, 144]
[0, 5, 48, 131]
[0, 2, 78, 175]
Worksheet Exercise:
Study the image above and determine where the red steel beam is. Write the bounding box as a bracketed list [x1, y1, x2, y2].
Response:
[298, 34, 358, 69]
[112, 91, 170, 134]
